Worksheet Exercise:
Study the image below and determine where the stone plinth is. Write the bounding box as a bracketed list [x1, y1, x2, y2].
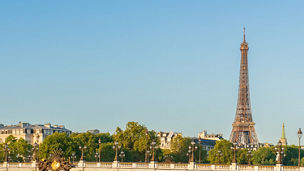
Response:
[230, 163, 237, 170]
[112, 161, 120, 168]
[188, 162, 196, 169]
[78, 160, 85, 168]
[149, 161, 157, 168]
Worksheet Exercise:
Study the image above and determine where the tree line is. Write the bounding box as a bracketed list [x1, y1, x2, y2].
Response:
[0, 121, 304, 166]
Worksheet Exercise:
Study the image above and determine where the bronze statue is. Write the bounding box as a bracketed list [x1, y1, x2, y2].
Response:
[38, 149, 75, 171]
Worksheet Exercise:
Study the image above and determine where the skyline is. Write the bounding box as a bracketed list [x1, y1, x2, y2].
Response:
[1, 1, 304, 145]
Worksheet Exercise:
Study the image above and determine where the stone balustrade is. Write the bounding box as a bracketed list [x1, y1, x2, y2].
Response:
[0, 162, 303, 171]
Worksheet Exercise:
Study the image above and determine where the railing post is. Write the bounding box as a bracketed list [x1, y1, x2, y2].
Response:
[132, 163, 137, 168]
[211, 164, 215, 170]
[230, 163, 237, 170]
[170, 163, 175, 169]
[112, 161, 120, 168]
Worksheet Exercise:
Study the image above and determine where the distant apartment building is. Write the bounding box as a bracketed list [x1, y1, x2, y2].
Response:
[198, 130, 223, 141]
[0, 122, 72, 145]
[157, 131, 182, 150]
[87, 129, 100, 134]
[196, 130, 223, 152]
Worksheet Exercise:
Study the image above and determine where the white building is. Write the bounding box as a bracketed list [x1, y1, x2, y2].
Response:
[157, 131, 182, 150]
[0, 122, 72, 145]
[198, 130, 222, 141]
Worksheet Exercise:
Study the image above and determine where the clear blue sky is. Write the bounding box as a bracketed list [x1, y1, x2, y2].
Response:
[0, 1, 304, 145]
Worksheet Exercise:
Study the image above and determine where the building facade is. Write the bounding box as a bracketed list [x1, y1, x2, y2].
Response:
[157, 131, 182, 150]
[198, 130, 222, 141]
[0, 122, 72, 145]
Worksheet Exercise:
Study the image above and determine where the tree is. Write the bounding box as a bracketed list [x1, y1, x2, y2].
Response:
[113, 122, 158, 162]
[236, 149, 248, 164]
[39, 132, 74, 159]
[208, 139, 232, 164]
[252, 147, 276, 165]
[170, 135, 192, 163]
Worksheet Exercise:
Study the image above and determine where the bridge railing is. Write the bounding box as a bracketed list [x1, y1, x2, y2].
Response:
[1, 161, 304, 171]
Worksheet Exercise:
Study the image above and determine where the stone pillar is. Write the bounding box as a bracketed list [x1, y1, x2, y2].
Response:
[31, 161, 37, 168]
[275, 164, 283, 171]
[211, 165, 215, 170]
[112, 161, 120, 168]
[78, 160, 85, 168]
[230, 163, 237, 170]
[170, 163, 175, 169]
[97, 162, 101, 167]
[132, 163, 137, 168]
[188, 162, 196, 169]
[3, 162, 8, 168]
[300, 167, 304, 171]
[149, 161, 157, 168]
[254, 166, 259, 171]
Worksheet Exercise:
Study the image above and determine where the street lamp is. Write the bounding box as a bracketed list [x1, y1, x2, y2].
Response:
[187, 149, 191, 163]
[217, 150, 222, 164]
[32, 142, 39, 161]
[113, 141, 120, 162]
[231, 143, 238, 163]
[246, 144, 257, 165]
[298, 128, 303, 167]
[198, 138, 202, 163]
[95, 152, 99, 162]
[98, 138, 101, 163]
[145, 129, 149, 162]
[275, 140, 285, 165]
[4, 144, 10, 163]
[71, 152, 76, 163]
[146, 150, 151, 162]
[150, 141, 156, 162]
[119, 151, 125, 162]
[79, 146, 87, 161]
[188, 140, 198, 163]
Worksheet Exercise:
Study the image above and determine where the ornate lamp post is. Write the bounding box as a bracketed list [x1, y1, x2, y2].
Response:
[150, 141, 156, 162]
[71, 152, 76, 163]
[113, 141, 120, 162]
[217, 150, 222, 164]
[4, 144, 10, 163]
[188, 140, 198, 163]
[32, 142, 39, 161]
[119, 151, 125, 162]
[298, 128, 303, 167]
[275, 140, 285, 165]
[79, 146, 87, 161]
[231, 143, 238, 164]
[198, 138, 202, 163]
[246, 144, 257, 165]
[95, 152, 99, 162]
[187, 149, 191, 163]
[98, 138, 101, 163]
[145, 129, 149, 163]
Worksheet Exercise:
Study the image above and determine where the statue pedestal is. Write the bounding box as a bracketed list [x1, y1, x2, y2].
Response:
[112, 161, 119, 168]
[3, 162, 8, 168]
[31, 161, 37, 168]
[230, 163, 237, 170]
[78, 160, 85, 168]
[275, 164, 283, 171]
[188, 162, 196, 169]
[149, 161, 157, 168]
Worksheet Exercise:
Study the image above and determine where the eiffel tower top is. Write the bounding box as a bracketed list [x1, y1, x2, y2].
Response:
[240, 27, 249, 50]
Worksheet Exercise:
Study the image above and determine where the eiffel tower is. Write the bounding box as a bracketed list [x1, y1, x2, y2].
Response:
[229, 28, 258, 146]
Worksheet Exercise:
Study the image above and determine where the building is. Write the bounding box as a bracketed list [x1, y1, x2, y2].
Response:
[193, 138, 217, 152]
[198, 130, 222, 141]
[87, 129, 100, 134]
[230, 28, 259, 146]
[0, 122, 72, 145]
[157, 131, 182, 150]
[279, 123, 287, 146]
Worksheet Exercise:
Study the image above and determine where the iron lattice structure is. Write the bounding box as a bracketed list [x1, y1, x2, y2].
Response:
[229, 28, 258, 146]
